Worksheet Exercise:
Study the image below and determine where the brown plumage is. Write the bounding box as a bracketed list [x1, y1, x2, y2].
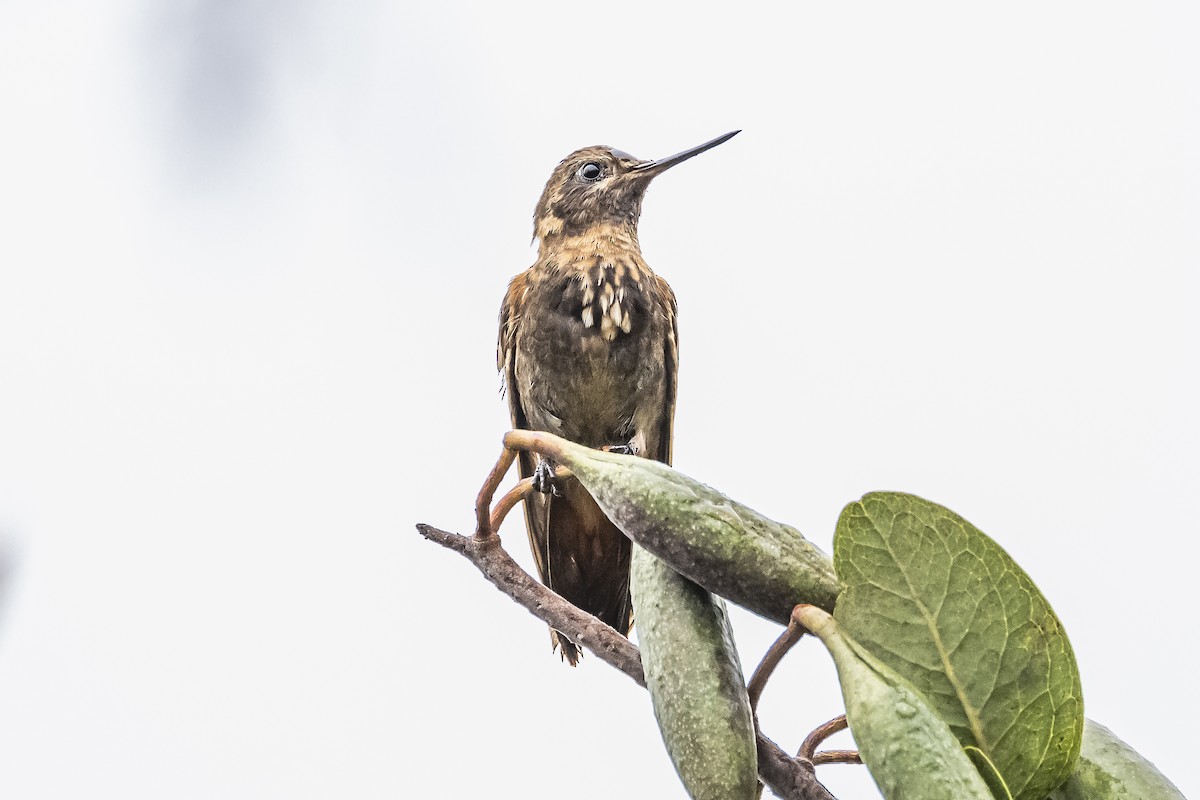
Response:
[498, 132, 739, 664]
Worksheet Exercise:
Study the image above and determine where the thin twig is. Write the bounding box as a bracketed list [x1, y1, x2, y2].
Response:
[489, 477, 535, 534]
[417, 522, 837, 800]
[418, 523, 642, 681]
[474, 446, 516, 537]
[748, 614, 807, 713]
[482, 452, 577, 536]
[798, 715, 860, 767]
[799, 715, 849, 761]
[812, 751, 862, 766]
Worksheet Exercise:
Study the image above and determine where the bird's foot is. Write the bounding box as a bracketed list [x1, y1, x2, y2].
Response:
[533, 459, 561, 496]
[605, 441, 640, 456]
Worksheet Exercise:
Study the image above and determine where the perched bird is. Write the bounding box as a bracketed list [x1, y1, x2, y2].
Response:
[498, 131, 739, 664]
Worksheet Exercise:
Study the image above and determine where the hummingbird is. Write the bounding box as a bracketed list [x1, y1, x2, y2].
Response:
[498, 131, 739, 664]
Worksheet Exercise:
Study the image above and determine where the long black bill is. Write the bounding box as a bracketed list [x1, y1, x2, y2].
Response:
[630, 130, 740, 176]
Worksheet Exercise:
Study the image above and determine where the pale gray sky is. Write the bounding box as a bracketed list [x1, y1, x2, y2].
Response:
[1, 2, 1197, 798]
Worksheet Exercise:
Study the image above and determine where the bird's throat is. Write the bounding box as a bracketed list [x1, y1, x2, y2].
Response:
[535, 225, 652, 343]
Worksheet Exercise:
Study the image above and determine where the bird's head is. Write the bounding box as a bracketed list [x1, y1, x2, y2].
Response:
[532, 131, 739, 243]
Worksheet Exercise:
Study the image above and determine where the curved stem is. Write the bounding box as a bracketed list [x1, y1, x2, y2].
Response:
[475, 446, 516, 538]
[489, 477, 535, 534]
[811, 750, 862, 766]
[488, 466, 575, 534]
[798, 715, 856, 765]
[748, 612, 807, 712]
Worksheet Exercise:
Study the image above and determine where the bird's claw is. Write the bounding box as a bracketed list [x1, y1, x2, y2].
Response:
[533, 459, 561, 496]
[605, 441, 640, 456]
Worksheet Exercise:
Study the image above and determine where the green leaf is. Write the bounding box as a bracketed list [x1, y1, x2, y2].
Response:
[503, 430, 839, 621]
[1046, 719, 1186, 800]
[796, 605, 997, 800]
[632, 546, 758, 800]
[833, 492, 1083, 800]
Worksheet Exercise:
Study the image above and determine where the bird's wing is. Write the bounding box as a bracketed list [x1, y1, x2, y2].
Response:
[498, 271, 529, 434]
[656, 274, 679, 467]
[499, 272, 552, 584]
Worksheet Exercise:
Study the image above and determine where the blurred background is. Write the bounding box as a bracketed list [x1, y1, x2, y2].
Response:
[1, 2, 1197, 798]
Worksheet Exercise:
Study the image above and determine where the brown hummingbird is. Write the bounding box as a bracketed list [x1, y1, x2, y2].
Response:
[498, 131, 739, 664]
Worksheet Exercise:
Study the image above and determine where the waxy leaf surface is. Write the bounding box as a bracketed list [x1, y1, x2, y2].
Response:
[796, 605, 997, 800]
[632, 546, 757, 800]
[503, 430, 839, 620]
[1047, 719, 1186, 800]
[833, 492, 1083, 800]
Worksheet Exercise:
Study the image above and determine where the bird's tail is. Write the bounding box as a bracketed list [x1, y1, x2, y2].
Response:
[521, 473, 633, 667]
[552, 631, 582, 666]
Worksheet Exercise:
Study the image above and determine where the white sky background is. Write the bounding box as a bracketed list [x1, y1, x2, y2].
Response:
[1, 2, 1197, 798]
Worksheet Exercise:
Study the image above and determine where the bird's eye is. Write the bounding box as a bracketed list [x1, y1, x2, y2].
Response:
[577, 162, 604, 182]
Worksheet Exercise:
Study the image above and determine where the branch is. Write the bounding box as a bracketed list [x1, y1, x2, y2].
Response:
[418, 524, 643, 681]
[799, 715, 862, 766]
[417, 522, 836, 800]
[749, 614, 807, 712]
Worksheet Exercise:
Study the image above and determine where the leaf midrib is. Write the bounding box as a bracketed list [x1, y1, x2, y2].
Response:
[873, 513, 992, 757]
